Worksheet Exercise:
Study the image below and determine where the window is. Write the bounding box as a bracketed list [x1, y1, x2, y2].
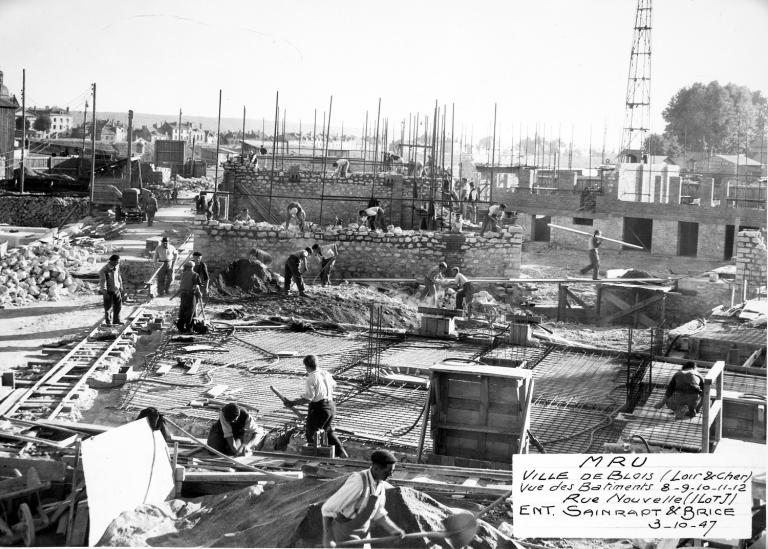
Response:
[573, 217, 594, 226]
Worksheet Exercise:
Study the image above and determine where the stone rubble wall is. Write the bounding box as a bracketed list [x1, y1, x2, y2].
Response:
[0, 195, 90, 228]
[193, 219, 523, 280]
[735, 229, 767, 299]
[222, 162, 448, 230]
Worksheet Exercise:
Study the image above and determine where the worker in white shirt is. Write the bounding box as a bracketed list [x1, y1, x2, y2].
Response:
[358, 205, 385, 231]
[443, 266, 474, 317]
[153, 236, 178, 296]
[321, 450, 405, 547]
[311, 243, 338, 286]
[479, 202, 507, 236]
[332, 158, 351, 177]
[282, 355, 349, 458]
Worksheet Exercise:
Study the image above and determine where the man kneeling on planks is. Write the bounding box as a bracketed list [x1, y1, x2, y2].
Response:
[206, 402, 263, 456]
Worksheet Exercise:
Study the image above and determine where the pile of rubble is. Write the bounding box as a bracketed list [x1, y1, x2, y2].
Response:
[0, 237, 100, 306]
[0, 195, 89, 228]
[175, 176, 211, 193]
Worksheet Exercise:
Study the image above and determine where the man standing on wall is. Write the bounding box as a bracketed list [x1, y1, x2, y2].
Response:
[579, 229, 602, 280]
[332, 158, 351, 178]
[283, 247, 311, 297]
[312, 243, 338, 287]
[282, 354, 349, 459]
[98, 254, 122, 325]
[154, 236, 178, 296]
[479, 202, 507, 237]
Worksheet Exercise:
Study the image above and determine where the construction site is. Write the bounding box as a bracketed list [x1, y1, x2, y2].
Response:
[1, 1, 767, 548]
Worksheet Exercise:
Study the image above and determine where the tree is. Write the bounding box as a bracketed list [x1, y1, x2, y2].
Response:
[15, 117, 30, 131]
[644, 133, 682, 157]
[33, 115, 51, 133]
[662, 81, 768, 154]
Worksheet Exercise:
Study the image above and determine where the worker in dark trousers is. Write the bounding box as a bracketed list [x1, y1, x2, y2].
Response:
[98, 254, 122, 325]
[446, 267, 474, 317]
[312, 243, 338, 287]
[153, 237, 177, 296]
[283, 248, 311, 297]
[654, 361, 704, 419]
[358, 205, 385, 231]
[282, 355, 349, 459]
[479, 203, 507, 236]
[192, 251, 210, 303]
[579, 229, 602, 280]
[176, 262, 202, 333]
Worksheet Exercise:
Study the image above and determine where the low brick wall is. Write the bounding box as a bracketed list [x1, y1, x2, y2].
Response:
[193, 220, 523, 280]
[735, 230, 767, 299]
[0, 195, 90, 228]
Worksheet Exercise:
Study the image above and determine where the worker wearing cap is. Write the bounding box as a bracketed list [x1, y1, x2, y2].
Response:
[579, 230, 602, 280]
[311, 243, 338, 287]
[176, 262, 202, 333]
[206, 402, 262, 456]
[321, 449, 406, 546]
[419, 261, 448, 305]
[98, 254, 122, 325]
[479, 203, 507, 236]
[153, 237, 177, 296]
[283, 248, 311, 297]
[145, 192, 158, 227]
[654, 361, 704, 419]
[283, 354, 349, 459]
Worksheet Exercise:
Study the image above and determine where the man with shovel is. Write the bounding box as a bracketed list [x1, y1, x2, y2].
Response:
[321, 450, 405, 547]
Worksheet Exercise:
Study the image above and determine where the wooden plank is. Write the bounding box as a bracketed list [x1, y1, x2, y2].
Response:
[205, 384, 228, 398]
[436, 422, 520, 436]
[565, 287, 589, 309]
[67, 500, 89, 547]
[155, 363, 173, 375]
[479, 376, 489, 457]
[742, 349, 763, 369]
[0, 389, 26, 415]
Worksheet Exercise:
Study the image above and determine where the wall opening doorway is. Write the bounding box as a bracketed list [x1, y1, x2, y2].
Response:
[622, 217, 653, 250]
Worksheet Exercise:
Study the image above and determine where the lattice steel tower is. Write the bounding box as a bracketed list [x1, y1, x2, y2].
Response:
[620, 0, 652, 163]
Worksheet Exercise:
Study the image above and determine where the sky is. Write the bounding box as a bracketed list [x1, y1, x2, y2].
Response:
[1, 0, 767, 149]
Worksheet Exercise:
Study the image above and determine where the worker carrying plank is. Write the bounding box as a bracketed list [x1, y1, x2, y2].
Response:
[206, 402, 263, 456]
[285, 201, 307, 231]
[579, 229, 603, 280]
[654, 361, 704, 419]
[321, 449, 405, 547]
[281, 354, 349, 459]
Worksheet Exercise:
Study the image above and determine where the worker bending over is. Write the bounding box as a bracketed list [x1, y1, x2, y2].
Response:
[332, 158, 351, 177]
[283, 248, 311, 297]
[655, 361, 704, 419]
[419, 261, 448, 305]
[444, 266, 474, 317]
[359, 205, 385, 231]
[321, 450, 405, 546]
[206, 402, 262, 456]
[579, 229, 602, 280]
[176, 262, 202, 333]
[285, 201, 306, 231]
[236, 208, 252, 223]
[312, 243, 338, 287]
[98, 254, 122, 325]
[479, 203, 507, 236]
[282, 354, 349, 459]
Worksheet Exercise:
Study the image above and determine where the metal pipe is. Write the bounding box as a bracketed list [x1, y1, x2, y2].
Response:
[490, 103, 497, 203]
[213, 89, 222, 215]
[319, 95, 332, 225]
[20, 69, 25, 193]
[89, 83, 96, 209]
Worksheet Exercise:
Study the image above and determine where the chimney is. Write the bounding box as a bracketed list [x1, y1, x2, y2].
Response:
[0, 70, 4, 87]
[66, 106, 69, 113]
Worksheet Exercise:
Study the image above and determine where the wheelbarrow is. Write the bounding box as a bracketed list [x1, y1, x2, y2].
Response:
[0, 468, 52, 546]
